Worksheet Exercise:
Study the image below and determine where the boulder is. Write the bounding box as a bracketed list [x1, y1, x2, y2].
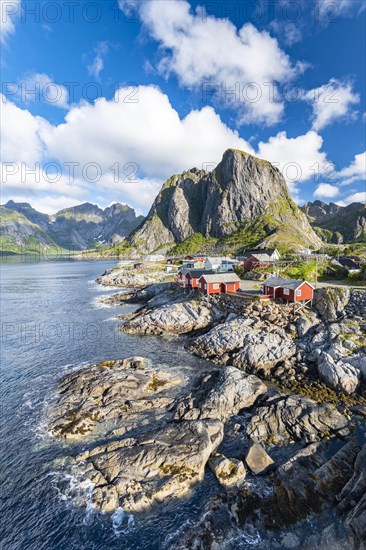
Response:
[78, 419, 224, 512]
[318, 353, 360, 394]
[313, 287, 350, 322]
[247, 394, 349, 445]
[245, 443, 274, 475]
[208, 454, 246, 487]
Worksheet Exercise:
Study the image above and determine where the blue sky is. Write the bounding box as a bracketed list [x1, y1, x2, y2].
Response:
[1, 0, 365, 214]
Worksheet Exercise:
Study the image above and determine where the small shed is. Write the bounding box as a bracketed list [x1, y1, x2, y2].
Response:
[263, 276, 314, 302]
[199, 273, 241, 295]
[185, 269, 215, 288]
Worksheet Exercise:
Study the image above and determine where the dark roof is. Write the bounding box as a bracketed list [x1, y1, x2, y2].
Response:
[337, 258, 361, 270]
[264, 276, 314, 290]
[179, 269, 215, 277]
[245, 248, 278, 257]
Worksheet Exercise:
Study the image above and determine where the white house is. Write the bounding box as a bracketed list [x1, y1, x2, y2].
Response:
[205, 256, 236, 271]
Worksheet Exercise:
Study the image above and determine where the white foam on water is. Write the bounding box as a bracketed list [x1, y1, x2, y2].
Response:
[222, 530, 262, 548]
[111, 509, 136, 537]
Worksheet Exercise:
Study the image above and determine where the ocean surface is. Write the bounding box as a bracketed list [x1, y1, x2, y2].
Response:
[0, 259, 355, 550]
[0, 259, 226, 550]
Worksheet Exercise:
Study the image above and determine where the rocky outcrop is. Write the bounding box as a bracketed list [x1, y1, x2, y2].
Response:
[78, 419, 224, 513]
[48, 359, 266, 512]
[271, 439, 361, 526]
[48, 357, 183, 440]
[97, 264, 172, 288]
[247, 394, 349, 445]
[121, 299, 220, 335]
[318, 353, 361, 394]
[190, 316, 296, 375]
[173, 367, 267, 423]
[338, 443, 366, 546]
[126, 149, 321, 254]
[313, 287, 350, 322]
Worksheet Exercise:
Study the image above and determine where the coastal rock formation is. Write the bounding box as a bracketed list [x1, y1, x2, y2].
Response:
[97, 264, 172, 288]
[121, 299, 220, 335]
[271, 439, 361, 526]
[318, 353, 361, 394]
[49, 359, 266, 512]
[48, 357, 183, 440]
[126, 149, 321, 253]
[78, 419, 224, 512]
[247, 394, 349, 445]
[173, 367, 267, 423]
[338, 443, 366, 545]
[190, 316, 296, 374]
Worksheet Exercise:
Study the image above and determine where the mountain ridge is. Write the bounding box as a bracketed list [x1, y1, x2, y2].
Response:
[1, 201, 144, 253]
[123, 149, 322, 255]
[302, 200, 366, 243]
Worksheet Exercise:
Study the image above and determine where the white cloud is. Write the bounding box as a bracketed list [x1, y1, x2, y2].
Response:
[269, 20, 303, 46]
[1, 86, 253, 212]
[19, 73, 69, 109]
[129, 0, 305, 126]
[87, 41, 109, 79]
[338, 151, 366, 185]
[0, 0, 21, 45]
[302, 79, 359, 131]
[341, 191, 366, 205]
[1, 195, 87, 215]
[256, 130, 327, 194]
[314, 183, 339, 198]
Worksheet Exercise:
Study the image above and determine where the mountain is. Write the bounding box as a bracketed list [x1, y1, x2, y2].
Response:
[1, 201, 144, 254]
[124, 149, 322, 255]
[0, 206, 60, 255]
[302, 200, 366, 243]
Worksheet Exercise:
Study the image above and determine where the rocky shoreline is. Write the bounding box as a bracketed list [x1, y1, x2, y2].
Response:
[47, 267, 366, 548]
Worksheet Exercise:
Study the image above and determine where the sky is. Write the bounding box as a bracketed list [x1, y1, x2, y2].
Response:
[1, 0, 365, 215]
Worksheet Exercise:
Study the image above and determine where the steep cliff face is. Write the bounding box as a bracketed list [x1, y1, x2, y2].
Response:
[127, 149, 322, 253]
[302, 200, 366, 243]
[2, 201, 144, 252]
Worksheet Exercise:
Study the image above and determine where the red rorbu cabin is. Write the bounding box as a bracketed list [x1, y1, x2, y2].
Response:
[263, 276, 314, 303]
[199, 273, 241, 295]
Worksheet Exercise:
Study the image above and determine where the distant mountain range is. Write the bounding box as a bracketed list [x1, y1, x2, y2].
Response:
[0, 201, 144, 254]
[302, 200, 366, 244]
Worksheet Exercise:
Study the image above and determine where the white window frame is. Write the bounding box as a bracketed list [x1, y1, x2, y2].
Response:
[296, 289, 302, 296]
[283, 288, 290, 296]
[213, 283, 220, 289]
[204, 283, 207, 289]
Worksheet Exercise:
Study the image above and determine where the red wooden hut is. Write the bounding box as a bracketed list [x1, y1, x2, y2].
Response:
[263, 276, 314, 303]
[198, 273, 241, 295]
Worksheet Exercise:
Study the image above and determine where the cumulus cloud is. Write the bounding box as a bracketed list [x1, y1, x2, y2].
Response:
[302, 79, 360, 131]
[127, 0, 305, 126]
[87, 41, 109, 79]
[257, 130, 327, 194]
[341, 191, 366, 205]
[338, 151, 366, 186]
[314, 183, 339, 198]
[1, 0, 21, 45]
[1, 86, 253, 212]
[18, 73, 69, 109]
